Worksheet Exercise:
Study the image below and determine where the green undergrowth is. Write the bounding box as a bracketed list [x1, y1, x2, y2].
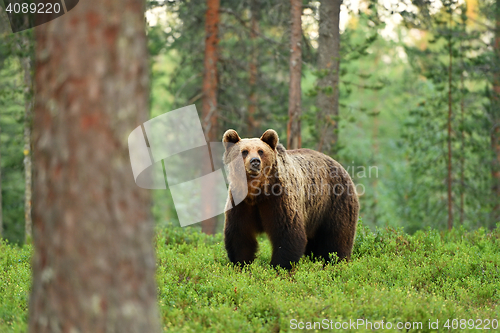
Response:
[0, 240, 31, 333]
[156, 223, 500, 332]
[1, 222, 499, 332]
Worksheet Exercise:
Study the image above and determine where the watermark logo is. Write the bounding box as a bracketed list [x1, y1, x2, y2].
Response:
[0, 0, 79, 33]
[127, 105, 247, 227]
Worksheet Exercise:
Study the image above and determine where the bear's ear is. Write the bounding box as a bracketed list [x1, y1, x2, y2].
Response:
[260, 129, 279, 150]
[222, 129, 241, 150]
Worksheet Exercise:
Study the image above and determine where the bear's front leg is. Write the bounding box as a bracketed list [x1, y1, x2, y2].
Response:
[259, 200, 307, 269]
[268, 223, 307, 269]
[224, 201, 262, 266]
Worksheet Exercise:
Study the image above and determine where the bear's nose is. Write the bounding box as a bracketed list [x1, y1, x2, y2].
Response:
[250, 157, 261, 169]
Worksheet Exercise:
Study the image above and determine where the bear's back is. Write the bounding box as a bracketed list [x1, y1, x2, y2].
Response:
[275, 145, 356, 233]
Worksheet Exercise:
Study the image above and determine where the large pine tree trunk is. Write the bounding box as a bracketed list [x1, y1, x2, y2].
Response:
[287, 0, 302, 150]
[317, 0, 341, 156]
[492, 0, 500, 225]
[28, 0, 160, 332]
[201, 0, 220, 234]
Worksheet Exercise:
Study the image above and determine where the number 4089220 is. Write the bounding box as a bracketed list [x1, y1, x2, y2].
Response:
[6, 2, 62, 14]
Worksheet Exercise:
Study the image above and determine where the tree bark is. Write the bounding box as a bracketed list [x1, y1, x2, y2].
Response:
[460, 40, 465, 226]
[247, 0, 260, 136]
[316, 0, 341, 156]
[0, 123, 2, 238]
[447, 9, 454, 230]
[28, 0, 160, 332]
[287, 0, 302, 150]
[492, 0, 500, 225]
[201, 0, 220, 234]
[20, 39, 33, 244]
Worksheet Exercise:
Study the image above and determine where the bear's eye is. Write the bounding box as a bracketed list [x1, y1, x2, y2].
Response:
[258, 150, 264, 156]
[242, 150, 249, 157]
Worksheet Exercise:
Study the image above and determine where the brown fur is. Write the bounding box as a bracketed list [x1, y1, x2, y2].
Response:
[222, 129, 359, 269]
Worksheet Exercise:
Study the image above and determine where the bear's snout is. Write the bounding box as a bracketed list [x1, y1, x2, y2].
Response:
[249, 157, 261, 170]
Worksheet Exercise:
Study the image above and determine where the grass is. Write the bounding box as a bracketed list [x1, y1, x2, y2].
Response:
[1, 221, 499, 332]
[0, 239, 30, 333]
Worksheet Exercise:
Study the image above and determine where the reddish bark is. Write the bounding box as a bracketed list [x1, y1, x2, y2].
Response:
[287, 0, 302, 150]
[28, 0, 160, 332]
[201, 0, 220, 234]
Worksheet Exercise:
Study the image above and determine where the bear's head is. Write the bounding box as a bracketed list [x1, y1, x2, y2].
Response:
[222, 129, 279, 198]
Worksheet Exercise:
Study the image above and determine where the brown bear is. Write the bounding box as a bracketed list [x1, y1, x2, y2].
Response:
[222, 129, 359, 269]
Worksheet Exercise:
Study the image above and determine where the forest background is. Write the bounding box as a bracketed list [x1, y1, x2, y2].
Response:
[0, 0, 499, 245]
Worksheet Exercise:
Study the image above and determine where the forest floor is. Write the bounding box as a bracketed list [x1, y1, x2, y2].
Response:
[1, 222, 499, 332]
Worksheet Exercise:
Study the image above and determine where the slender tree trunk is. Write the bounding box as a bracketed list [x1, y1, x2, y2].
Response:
[287, 0, 302, 150]
[29, 0, 160, 332]
[247, 0, 260, 136]
[447, 10, 454, 230]
[492, 0, 500, 225]
[372, 114, 379, 226]
[317, 0, 341, 156]
[0, 8, 8, 239]
[460, 41, 465, 226]
[0, 123, 2, 238]
[201, 0, 220, 234]
[14, 19, 34, 244]
[20, 44, 33, 244]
